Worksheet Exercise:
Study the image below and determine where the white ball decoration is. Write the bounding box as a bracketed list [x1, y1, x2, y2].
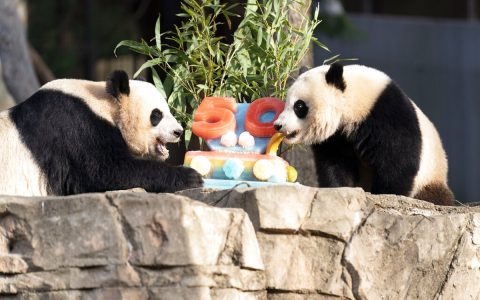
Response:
[190, 156, 211, 176]
[238, 131, 255, 148]
[220, 131, 237, 147]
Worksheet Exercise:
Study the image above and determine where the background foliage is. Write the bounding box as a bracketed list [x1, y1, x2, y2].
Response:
[116, 0, 328, 136]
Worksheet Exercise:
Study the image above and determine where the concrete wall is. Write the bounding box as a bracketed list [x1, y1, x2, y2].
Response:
[314, 14, 480, 203]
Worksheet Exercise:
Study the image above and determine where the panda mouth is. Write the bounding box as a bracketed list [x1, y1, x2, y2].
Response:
[155, 138, 169, 157]
[285, 130, 299, 140]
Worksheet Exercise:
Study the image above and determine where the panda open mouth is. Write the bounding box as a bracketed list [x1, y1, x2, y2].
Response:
[285, 130, 299, 139]
[155, 138, 169, 157]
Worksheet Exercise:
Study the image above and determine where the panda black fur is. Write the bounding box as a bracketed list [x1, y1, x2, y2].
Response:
[274, 63, 454, 206]
[0, 70, 203, 196]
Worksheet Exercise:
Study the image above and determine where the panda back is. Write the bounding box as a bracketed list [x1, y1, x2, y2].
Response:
[8, 87, 130, 195]
[40, 79, 117, 125]
[0, 110, 48, 195]
[410, 101, 449, 195]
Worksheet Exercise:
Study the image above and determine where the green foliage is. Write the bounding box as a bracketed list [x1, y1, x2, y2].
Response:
[115, 0, 328, 134]
[225, 0, 327, 100]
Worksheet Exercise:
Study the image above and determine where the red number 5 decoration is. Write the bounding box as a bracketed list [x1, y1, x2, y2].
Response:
[192, 97, 237, 140]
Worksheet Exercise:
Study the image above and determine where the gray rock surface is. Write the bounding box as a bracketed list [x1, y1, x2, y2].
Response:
[1, 186, 479, 299]
[181, 185, 480, 300]
[0, 192, 264, 299]
[0, 254, 28, 274]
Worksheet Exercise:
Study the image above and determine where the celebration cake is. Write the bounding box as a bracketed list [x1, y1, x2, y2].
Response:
[183, 96, 297, 189]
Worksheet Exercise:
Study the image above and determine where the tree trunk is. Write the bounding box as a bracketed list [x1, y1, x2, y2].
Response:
[0, 0, 39, 103]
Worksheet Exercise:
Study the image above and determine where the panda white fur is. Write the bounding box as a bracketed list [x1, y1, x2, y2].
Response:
[0, 70, 203, 196]
[274, 63, 454, 205]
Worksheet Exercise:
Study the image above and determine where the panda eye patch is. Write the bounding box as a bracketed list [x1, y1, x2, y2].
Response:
[293, 100, 308, 119]
[150, 109, 163, 126]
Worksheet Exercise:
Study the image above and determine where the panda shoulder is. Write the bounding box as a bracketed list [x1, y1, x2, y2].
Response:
[343, 65, 391, 83]
[37, 79, 117, 124]
[40, 79, 93, 94]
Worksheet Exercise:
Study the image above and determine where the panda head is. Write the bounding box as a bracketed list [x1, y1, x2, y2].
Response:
[274, 63, 347, 145]
[106, 71, 183, 161]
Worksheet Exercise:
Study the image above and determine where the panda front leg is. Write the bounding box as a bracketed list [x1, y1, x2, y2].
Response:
[114, 159, 204, 193]
[66, 158, 204, 195]
[370, 165, 417, 197]
[312, 133, 359, 187]
[361, 144, 418, 197]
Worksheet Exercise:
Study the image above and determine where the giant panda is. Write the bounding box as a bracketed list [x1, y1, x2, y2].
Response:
[274, 63, 454, 205]
[0, 70, 203, 196]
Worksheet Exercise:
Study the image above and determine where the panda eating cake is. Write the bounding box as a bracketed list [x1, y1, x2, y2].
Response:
[273, 63, 454, 205]
[183, 96, 298, 189]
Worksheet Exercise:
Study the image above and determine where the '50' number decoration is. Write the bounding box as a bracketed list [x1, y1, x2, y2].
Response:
[192, 97, 285, 140]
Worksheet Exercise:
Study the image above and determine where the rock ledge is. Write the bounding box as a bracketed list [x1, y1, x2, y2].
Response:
[0, 186, 478, 299]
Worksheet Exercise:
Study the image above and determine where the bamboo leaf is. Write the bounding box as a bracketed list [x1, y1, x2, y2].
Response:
[151, 67, 167, 99]
[114, 40, 151, 56]
[133, 58, 162, 78]
[184, 129, 192, 149]
[323, 54, 341, 65]
[163, 74, 174, 96]
[116, 0, 334, 148]
[155, 17, 161, 50]
[257, 27, 263, 46]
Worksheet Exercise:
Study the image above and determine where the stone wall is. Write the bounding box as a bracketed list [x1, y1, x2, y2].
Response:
[1, 186, 479, 299]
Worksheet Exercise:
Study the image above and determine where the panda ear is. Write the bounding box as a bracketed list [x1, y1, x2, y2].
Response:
[106, 70, 130, 98]
[325, 63, 346, 92]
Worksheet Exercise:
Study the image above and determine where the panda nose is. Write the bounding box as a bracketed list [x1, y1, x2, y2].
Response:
[173, 129, 183, 138]
[274, 124, 282, 131]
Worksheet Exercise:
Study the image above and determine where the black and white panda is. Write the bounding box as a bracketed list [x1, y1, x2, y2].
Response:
[274, 63, 454, 205]
[0, 70, 203, 196]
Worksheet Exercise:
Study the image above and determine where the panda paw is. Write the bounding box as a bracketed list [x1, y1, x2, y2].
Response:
[173, 166, 204, 191]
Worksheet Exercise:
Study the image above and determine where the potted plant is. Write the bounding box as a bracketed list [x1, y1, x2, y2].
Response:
[115, 0, 329, 163]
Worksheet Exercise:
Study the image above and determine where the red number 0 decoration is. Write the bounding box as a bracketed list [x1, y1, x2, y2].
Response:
[192, 97, 237, 140]
[245, 97, 285, 137]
